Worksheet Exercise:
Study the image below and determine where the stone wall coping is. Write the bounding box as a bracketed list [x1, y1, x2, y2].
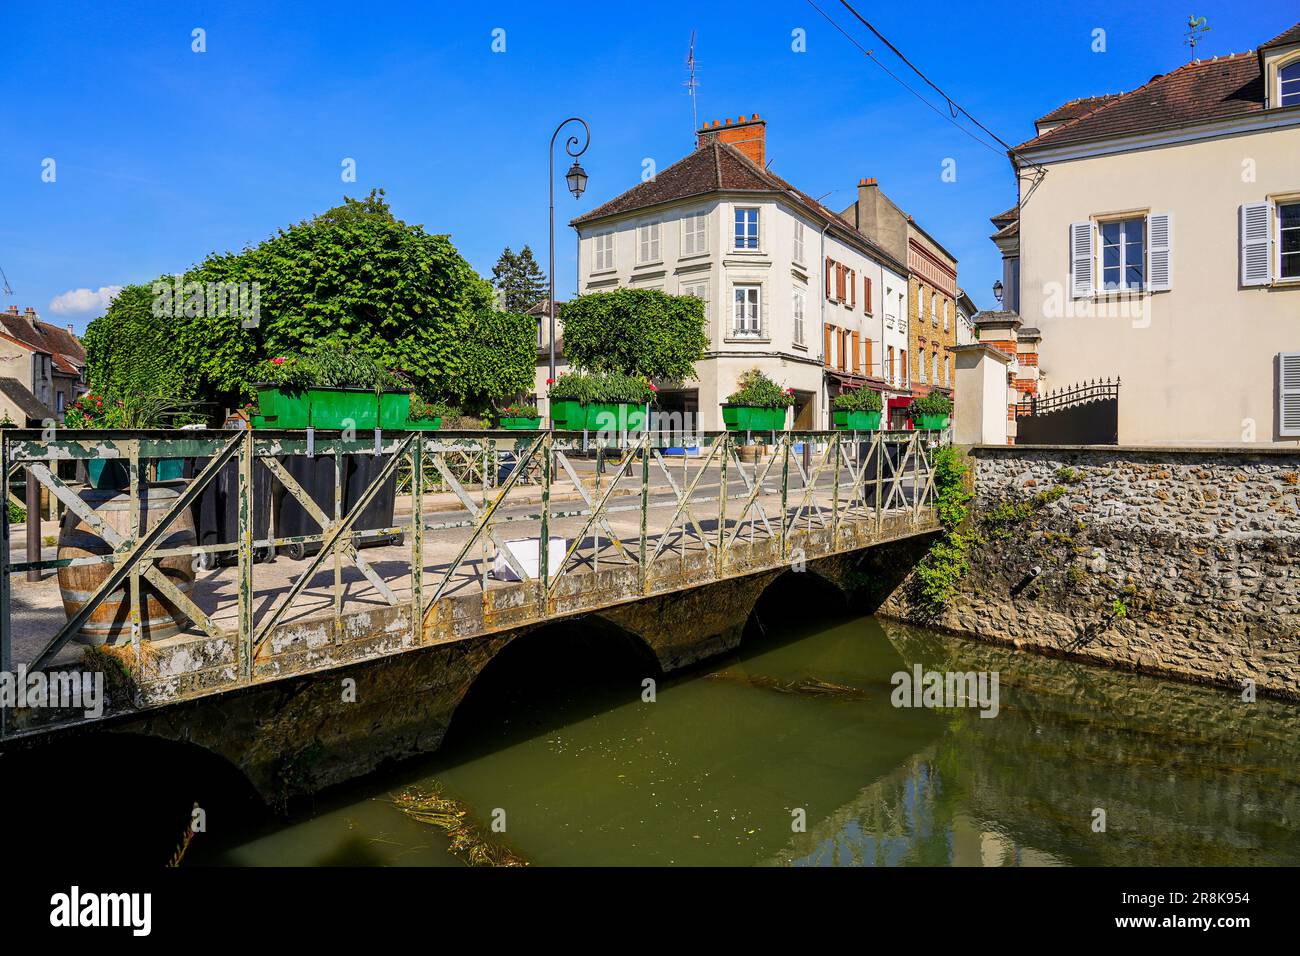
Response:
[971, 444, 1300, 457]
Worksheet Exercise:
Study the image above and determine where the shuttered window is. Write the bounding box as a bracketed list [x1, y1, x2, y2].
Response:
[1281, 352, 1300, 437]
[1280, 202, 1300, 280]
[823, 325, 833, 366]
[825, 258, 834, 301]
[1070, 221, 1094, 298]
[864, 275, 873, 314]
[1147, 212, 1172, 291]
[637, 221, 661, 264]
[1241, 202, 1272, 286]
[851, 331, 861, 373]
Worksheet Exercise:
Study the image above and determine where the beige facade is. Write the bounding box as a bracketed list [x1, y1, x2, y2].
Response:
[1017, 123, 1300, 444]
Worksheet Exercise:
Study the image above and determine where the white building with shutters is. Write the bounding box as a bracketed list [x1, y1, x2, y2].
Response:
[1006, 20, 1300, 445]
[552, 114, 910, 433]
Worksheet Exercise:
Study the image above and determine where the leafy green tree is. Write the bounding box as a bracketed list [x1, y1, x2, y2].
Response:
[454, 309, 538, 408]
[178, 191, 494, 406]
[560, 288, 707, 382]
[491, 244, 547, 313]
[83, 284, 197, 404]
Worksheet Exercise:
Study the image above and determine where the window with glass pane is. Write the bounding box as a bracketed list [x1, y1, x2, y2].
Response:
[792, 289, 806, 345]
[734, 208, 759, 250]
[683, 213, 706, 256]
[733, 285, 761, 335]
[1101, 217, 1145, 291]
[1281, 202, 1300, 279]
[793, 222, 805, 263]
[1281, 61, 1300, 107]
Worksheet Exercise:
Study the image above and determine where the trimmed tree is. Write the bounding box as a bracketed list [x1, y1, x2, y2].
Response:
[454, 309, 539, 408]
[559, 288, 707, 381]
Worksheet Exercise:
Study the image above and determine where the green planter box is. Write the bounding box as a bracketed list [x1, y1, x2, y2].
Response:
[549, 399, 586, 430]
[405, 418, 442, 430]
[833, 410, 882, 430]
[252, 385, 310, 429]
[722, 405, 787, 431]
[308, 387, 379, 430]
[500, 417, 542, 430]
[378, 391, 411, 429]
[914, 414, 950, 430]
[586, 403, 648, 432]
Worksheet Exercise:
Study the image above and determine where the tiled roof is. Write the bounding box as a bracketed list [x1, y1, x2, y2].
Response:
[0, 377, 52, 423]
[1034, 94, 1124, 127]
[1261, 22, 1300, 50]
[1017, 49, 1269, 152]
[0, 310, 86, 368]
[990, 205, 1019, 225]
[571, 141, 907, 274]
[991, 219, 1019, 241]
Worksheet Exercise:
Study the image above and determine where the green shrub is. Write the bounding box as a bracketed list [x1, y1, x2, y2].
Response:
[560, 288, 707, 381]
[7, 500, 25, 525]
[548, 372, 596, 403]
[725, 368, 795, 408]
[910, 446, 974, 616]
[409, 396, 457, 422]
[908, 392, 953, 418]
[548, 371, 653, 404]
[257, 339, 403, 391]
[499, 402, 540, 419]
[832, 388, 883, 412]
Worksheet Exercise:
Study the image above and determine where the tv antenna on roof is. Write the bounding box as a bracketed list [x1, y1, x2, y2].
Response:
[1184, 15, 1211, 58]
[685, 31, 700, 142]
[0, 263, 12, 297]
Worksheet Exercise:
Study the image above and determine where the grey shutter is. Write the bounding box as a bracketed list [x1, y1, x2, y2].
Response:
[1147, 212, 1172, 291]
[1241, 202, 1272, 287]
[1069, 221, 1094, 298]
[1281, 352, 1300, 438]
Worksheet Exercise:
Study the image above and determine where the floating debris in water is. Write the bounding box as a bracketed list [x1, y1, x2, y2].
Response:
[392, 786, 528, 867]
[707, 670, 871, 701]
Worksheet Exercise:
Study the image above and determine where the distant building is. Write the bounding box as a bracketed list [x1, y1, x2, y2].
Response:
[564, 113, 910, 431]
[0, 305, 86, 425]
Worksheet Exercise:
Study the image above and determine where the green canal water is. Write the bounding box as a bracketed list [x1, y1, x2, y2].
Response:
[200, 589, 1300, 867]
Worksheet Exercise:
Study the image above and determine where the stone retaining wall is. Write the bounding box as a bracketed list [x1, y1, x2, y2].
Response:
[880, 445, 1300, 699]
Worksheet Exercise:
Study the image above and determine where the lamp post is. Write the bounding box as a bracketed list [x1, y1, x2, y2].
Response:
[992, 279, 1004, 305]
[548, 117, 590, 390]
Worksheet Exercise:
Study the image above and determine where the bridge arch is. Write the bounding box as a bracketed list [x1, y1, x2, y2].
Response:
[0, 729, 266, 864]
[439, 616, 662, 757]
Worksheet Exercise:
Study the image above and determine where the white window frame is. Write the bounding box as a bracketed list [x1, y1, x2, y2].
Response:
[1099, 216, 1146, 292]
[1277, 199, 1300, 282]
[732, 284, 761, 337]
[1280, 59, 1300, 108]
[593, 230, 615, 272]
[636, 220, 661, 265]
[793, 221, 806, 265]
[734, 207, 760, 251]
[792, 287, 806, 347]
[681, 211, 708, 258]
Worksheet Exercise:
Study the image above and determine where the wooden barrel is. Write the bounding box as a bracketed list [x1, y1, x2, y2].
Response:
[56, 484, 197, 645]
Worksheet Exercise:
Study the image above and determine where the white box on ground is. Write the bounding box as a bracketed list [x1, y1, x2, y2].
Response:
[493, 536, 568, 581]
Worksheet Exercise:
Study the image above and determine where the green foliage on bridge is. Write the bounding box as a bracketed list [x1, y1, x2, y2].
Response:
[83, 189, 536, 417]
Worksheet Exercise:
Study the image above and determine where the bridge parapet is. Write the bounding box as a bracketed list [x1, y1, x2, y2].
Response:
[1, 428, 944, 739]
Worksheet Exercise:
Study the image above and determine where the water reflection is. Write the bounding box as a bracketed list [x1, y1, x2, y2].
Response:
[212, 608, 1300, 867]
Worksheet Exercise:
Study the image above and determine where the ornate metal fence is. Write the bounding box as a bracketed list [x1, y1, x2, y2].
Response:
[1, 427, 945, 737]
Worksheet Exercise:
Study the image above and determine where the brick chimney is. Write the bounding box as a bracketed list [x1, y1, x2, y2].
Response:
[697, 113, 766, 167]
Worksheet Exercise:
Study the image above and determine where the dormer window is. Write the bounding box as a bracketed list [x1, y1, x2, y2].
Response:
[1281, 60, 1300, 107]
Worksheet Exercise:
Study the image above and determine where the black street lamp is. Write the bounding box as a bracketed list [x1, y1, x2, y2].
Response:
[548, 117, 591, 391]
[992, 279, 1004, 305]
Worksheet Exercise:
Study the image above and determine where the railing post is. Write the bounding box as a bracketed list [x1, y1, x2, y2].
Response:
[715, 433, 728, 575]
[537, 432, 551, 611]
[779, 435, 790, 560]
[24, 463, 39, 584]
[237, 427, 254, 681]
[127, 441, 143, 688]
[639, 435, 649, 594]
[410, 434, 423, 644]
[832, 431, 841, 542]
[333, 446, 344, 622]
[1, 432, 11, 737]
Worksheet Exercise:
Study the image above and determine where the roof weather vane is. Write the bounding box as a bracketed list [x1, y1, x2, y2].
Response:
[1184, 15, 1211, 59]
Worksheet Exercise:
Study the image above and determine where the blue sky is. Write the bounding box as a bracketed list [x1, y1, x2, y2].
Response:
[3, 1, 1294, 332]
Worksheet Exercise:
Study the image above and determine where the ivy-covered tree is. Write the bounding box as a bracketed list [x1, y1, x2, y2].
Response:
[560, 288, 708, 382]
[491, 244, 547, 313]
[83, 283, 198, 403]
[454, 309, 539, 408]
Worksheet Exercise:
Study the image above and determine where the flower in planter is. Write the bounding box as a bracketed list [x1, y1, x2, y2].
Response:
[831, 387, 883, 412]
[906, 392, 953, 419]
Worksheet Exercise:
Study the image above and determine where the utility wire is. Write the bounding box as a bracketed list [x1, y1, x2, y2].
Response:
[804, 0, 1006, 157]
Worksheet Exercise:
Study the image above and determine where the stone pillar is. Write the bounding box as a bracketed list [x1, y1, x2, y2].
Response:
[951, 344, 1012, 446]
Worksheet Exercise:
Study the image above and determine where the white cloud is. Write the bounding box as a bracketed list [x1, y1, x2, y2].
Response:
[48, 285, 123, 316]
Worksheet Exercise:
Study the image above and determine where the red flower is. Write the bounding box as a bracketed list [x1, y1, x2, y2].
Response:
[546, 378, 555, 386]
[271, 357, 286, 365]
